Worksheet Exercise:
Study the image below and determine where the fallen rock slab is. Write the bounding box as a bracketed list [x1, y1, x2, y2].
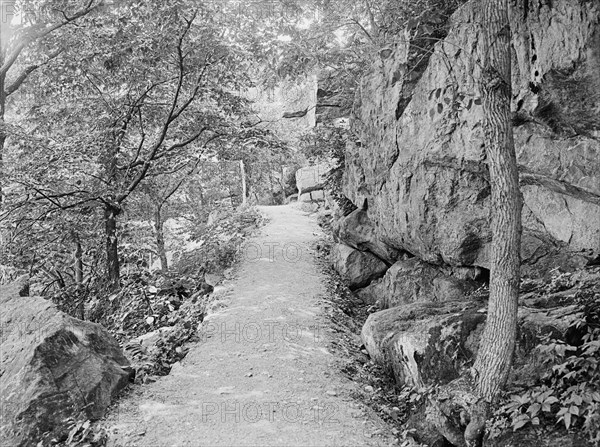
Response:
[331, 243, 388, 289]
[0, 284, 131, 446]
[295, 162, 332, 196]
[299, 190, 325, 202]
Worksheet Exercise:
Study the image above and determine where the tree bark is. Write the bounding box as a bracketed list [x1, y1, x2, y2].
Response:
[0, 47, 6, 205]
[104, 204, 121, 290]
[74, 237, 84, 288]
[154, 206, 168, 271]
[240, 159, 247, 206]
[279, 165, 286, 204]
[0, 109, 6, 205]
[465, 1, 523, 445]
[74, 237, 84, 320]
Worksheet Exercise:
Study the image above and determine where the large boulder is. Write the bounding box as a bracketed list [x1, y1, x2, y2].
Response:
[361, 301, 485, 388]
[344, 0, 600, 276]
[295, 162, 333, 196]
[333, 208, 400, 263]
[331, 243, 388, 290]
[0, 283, 131, 446]
[361, 300, 581, 388]
[379, 258, 480, 308]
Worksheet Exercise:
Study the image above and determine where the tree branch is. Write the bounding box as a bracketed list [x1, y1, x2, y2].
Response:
[5, 50, 63, 96]
[117, 126, 208, 204]
[0, 0, 100, 78]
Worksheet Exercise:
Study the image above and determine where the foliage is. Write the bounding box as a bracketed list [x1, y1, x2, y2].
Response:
[217, 124, 299, 205]
[0, 0, 472, 292]
[489, 282, 600, 445]
[37, 417, 108, 447]
[47, 205, 264, 381]
[177, 206, 265, 274]
[299, 124, 357, 213]
[0, 0, 294, 291]
[300, 124, 347, 162]
[270, 0, 467, 112]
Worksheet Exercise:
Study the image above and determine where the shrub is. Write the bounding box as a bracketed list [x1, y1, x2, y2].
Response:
[490, 286, 600, 445]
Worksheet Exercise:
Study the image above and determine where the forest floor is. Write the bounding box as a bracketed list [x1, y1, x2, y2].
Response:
[103, 204, 395, 447]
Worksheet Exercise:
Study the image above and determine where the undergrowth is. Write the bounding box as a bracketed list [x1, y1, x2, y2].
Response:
[489, 272, 600, 445]
[39, 206, 264, 446]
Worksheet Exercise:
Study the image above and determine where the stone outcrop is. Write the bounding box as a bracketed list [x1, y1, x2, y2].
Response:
[295, 162, 333, 200]
[0, 283, 131, 446]
[330, 243, 387, 289]
[335, 2, 600, 444]
[354, 278, 384, 306]
[343, 0, 600, 276]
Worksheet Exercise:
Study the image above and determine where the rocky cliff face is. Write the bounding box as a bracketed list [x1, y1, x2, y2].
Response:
[330, 3, 600, 444]
[343, 0, 600, 276]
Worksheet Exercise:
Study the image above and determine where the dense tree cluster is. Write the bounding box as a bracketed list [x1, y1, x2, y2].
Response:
[0, 0, 296, 292]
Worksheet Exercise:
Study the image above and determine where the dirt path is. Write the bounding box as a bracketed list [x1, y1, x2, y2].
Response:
[106, 204, 393, 447]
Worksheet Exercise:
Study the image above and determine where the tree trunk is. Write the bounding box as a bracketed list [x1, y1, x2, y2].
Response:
[268, 169, 275, 204]
[0, 117, 6, 205]
[0, 50, 6, 205]
[279, 165, 286, 204]
[74, 237, 85, 320]
[465, 1, 523, 445]
[104, 204, 121, 290]
[198, 184, 205, 207]
[74, 238, 84, 288]
[154, 206, 168, 271]
[240, 159, 247, 206]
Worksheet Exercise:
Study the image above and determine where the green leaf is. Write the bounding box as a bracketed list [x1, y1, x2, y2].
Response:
[528, 403, 541, 417]
[513, 415, 530, 431]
